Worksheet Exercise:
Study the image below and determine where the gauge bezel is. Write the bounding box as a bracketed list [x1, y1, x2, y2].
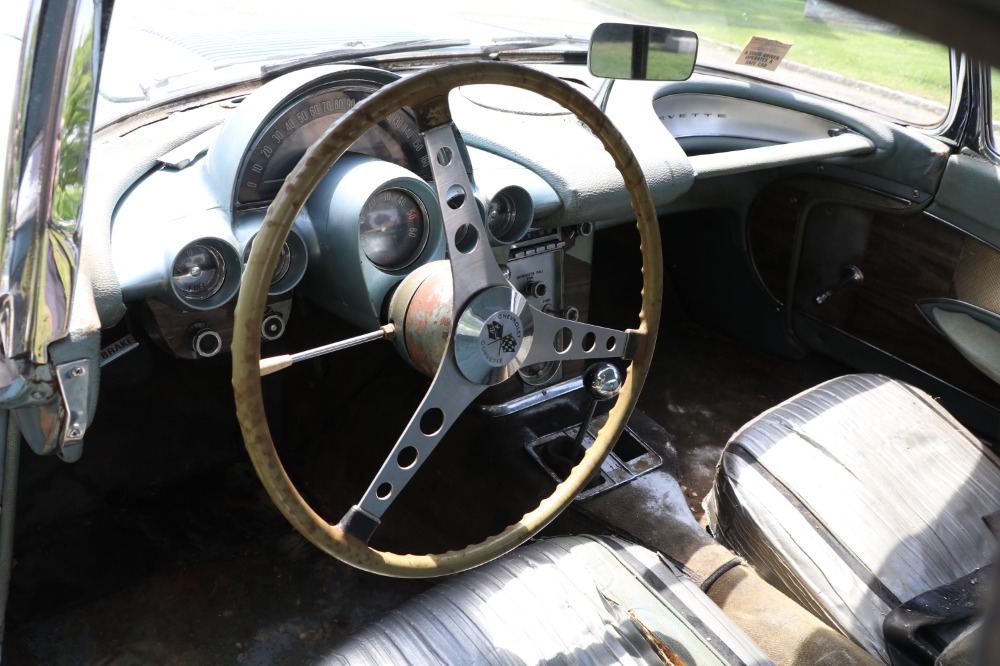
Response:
[241, 229, 308, 297]
[358, 187, 431, 272]
[173, 243, 226, 302]
[169, 238, 242, 311]
[485, 185, 534, 245]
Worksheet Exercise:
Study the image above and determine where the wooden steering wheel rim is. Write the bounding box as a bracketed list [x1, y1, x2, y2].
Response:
[232, 62, 662, 577]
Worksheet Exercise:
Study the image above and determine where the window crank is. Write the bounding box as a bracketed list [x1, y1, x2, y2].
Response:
[815, 264, 864, 306]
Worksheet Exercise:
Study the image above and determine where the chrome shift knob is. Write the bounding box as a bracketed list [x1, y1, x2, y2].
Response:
[584, 362, 623, 402]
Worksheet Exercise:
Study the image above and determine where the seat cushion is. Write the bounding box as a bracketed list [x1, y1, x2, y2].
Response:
[326, 535, 772, 665]
[705, 374, 1000, 662]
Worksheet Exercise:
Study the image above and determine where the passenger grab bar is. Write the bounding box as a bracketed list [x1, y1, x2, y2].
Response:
[689, 133, 875, 179]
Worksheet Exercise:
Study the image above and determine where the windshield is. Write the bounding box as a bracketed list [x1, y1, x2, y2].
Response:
[99, 0, 950, 126]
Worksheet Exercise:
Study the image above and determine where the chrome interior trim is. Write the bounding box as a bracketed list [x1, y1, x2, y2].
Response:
[653, 93, 848, 142]
[476, 376, 584, 416]
[1, 0, 100, 372]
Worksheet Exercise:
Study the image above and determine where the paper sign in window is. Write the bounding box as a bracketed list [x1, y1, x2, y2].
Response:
[736, 37, 792, 71]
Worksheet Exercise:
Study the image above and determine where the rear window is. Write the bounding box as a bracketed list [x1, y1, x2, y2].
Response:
[605, 0, 951, 126]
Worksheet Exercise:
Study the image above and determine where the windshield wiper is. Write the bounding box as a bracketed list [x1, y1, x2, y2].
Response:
[482, 36, 589, 65]
[261, 38, 472, 81]
[485, 35, 589, 50]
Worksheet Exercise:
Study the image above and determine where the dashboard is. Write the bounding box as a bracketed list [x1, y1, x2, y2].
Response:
[105, 60, 941, 398]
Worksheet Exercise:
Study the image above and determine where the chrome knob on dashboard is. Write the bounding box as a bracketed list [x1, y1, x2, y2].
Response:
[524, 280, 547, 299]
[190, 327, 223, 358]
[261, 313, 286, 341]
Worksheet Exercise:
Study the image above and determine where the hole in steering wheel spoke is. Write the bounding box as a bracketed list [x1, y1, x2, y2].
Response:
[554, 327, 573, 354]
[436, 146, 453, 167]
[419, 408, 445, 436]
[376, 482, 393, 500]
[446, 184, 466, 210]
[397, 446, 418, 469]
[454, 224, 478, 254]
[582, 332, 597, 352]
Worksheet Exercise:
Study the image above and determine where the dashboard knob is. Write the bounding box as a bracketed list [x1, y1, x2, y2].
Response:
[524, 280, 548, 299]
[190, 327, 223, 358]
[261, 313, 286, 341]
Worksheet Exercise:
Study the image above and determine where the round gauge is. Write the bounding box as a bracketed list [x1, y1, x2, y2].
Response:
[243, 238, 292, 286]
[518, 360, 561, 386]
[236, 84, 432, 207]
[487, 191, 518, 239]
[172, 243, 226, 301]
[359, 189, 427, 270]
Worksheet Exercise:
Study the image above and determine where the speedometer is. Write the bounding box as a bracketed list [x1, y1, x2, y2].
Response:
[235, 83, 432, 208]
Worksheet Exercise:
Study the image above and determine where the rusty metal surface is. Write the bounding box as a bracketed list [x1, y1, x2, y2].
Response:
[398, 262, 453, 377]
[412, 95, 453, 132]
[231, 61, 662, 576]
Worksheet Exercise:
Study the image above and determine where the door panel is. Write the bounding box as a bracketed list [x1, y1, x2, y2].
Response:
[748, 176, 1000, 415]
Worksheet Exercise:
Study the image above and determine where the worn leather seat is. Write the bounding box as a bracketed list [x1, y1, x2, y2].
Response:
[325, 535, 772, 665]
[705, 374, 1000, 663]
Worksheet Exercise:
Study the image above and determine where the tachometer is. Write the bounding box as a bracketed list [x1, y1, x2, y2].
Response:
[359, 188, 428, 271]
[235, 84, 431, 207]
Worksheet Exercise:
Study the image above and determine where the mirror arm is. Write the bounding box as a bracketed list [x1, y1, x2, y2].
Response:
[632, 26, 651, 79]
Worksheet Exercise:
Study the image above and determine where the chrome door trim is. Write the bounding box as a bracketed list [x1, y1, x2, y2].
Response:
[0, 0, 102, 392]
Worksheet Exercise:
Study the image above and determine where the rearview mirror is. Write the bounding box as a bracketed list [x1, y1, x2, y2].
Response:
[589, 23, 698, 81]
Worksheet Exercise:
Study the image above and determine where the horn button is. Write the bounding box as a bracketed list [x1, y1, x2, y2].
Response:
[454, 286, 533, 385]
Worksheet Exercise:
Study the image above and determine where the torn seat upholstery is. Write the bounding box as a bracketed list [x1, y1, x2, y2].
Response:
[327, 535, 773, 665]
[705, 374, 1000, 662]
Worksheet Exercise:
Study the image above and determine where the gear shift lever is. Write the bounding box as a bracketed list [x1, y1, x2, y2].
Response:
[536, 362, 624, 482]
[528, 361, 660, 497]
[575, 362, 624, 448]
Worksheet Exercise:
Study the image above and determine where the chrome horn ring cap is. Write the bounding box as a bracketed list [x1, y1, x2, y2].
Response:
[454, 286, 533, 385]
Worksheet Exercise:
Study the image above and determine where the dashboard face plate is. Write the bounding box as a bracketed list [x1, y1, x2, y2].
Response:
[235, 83, 432, 208]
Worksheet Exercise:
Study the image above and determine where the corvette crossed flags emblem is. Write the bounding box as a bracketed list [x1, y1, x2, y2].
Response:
[487, 321, 518, 354]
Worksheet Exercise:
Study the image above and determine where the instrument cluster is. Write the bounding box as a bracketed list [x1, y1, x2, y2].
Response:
[111, 65, 556, 360]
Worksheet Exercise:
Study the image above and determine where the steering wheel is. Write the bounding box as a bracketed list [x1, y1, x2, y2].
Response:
[232, 62, 661, 577]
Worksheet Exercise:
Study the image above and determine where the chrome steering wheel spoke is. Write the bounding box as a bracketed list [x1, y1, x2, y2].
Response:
[338, 359, 486, 543]
[422, 121, 507, 308]
[522, 305, 636, 366]
[338, 112, 509, 543]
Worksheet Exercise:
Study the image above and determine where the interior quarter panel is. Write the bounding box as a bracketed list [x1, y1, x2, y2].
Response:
[927, 153, 1000, 249]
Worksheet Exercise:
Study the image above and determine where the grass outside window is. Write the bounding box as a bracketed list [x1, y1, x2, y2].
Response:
[602, 0, 951, 125]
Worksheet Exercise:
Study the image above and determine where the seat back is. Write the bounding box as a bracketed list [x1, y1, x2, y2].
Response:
[706, 374, 1000, 661]
[327, 535, 772, 665]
